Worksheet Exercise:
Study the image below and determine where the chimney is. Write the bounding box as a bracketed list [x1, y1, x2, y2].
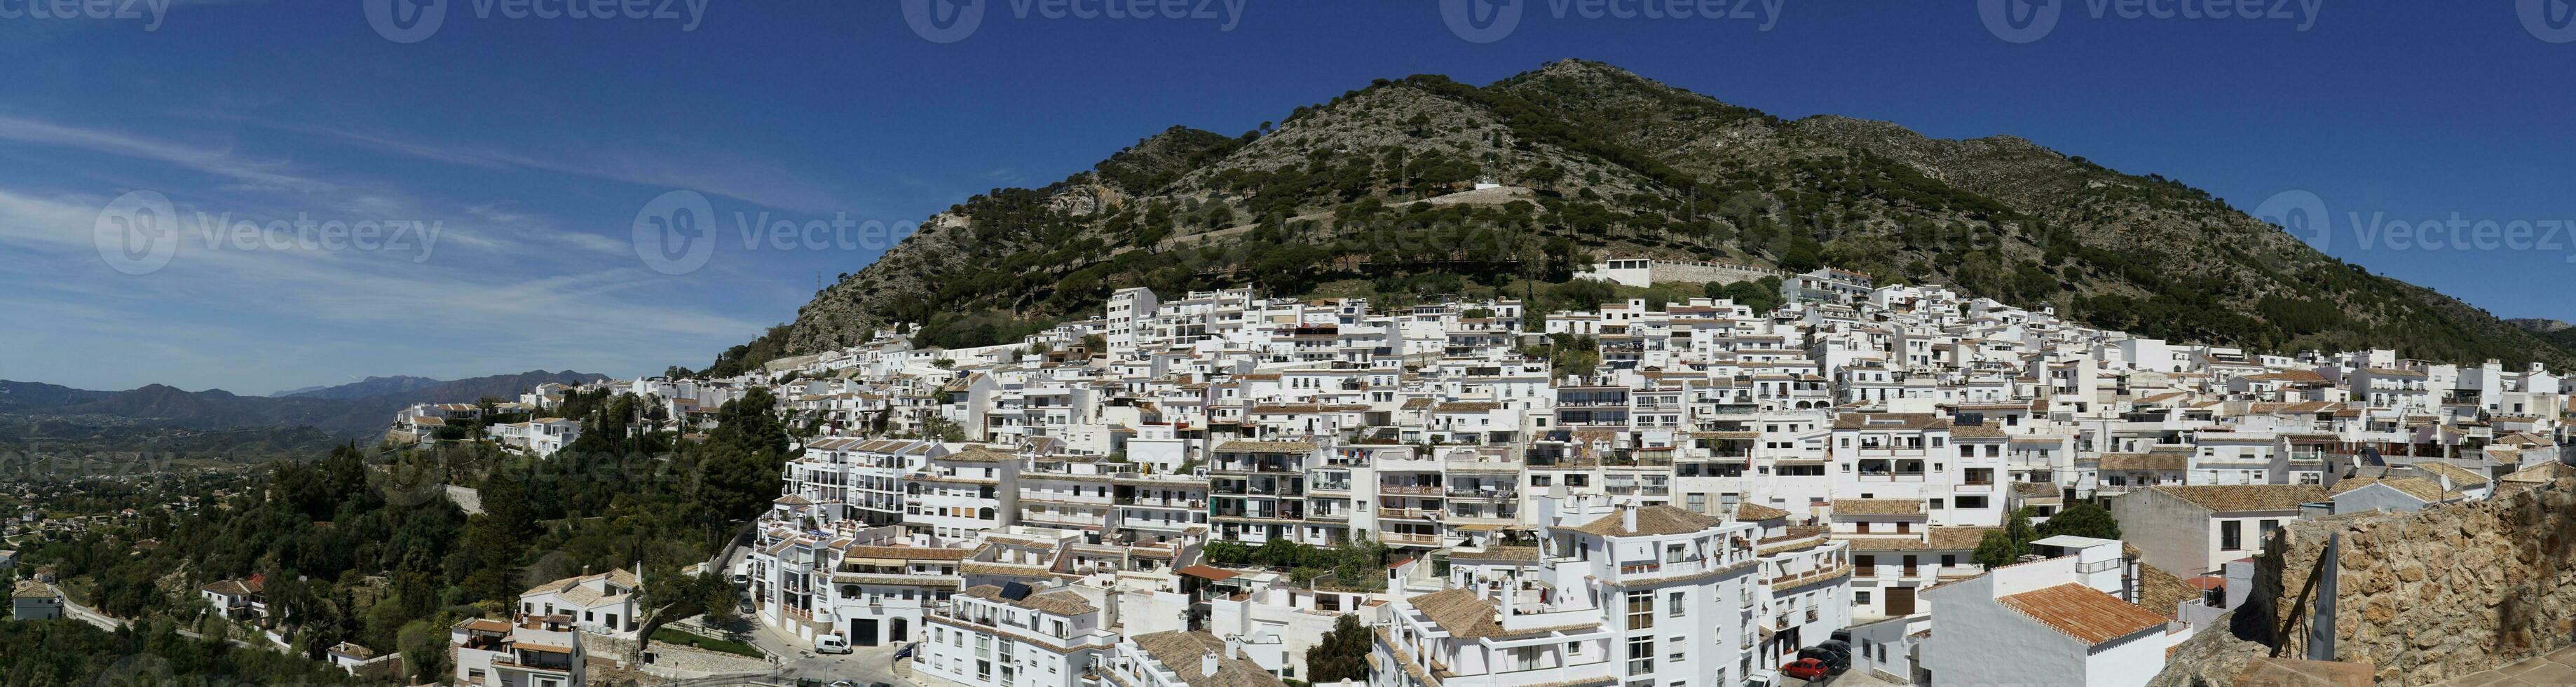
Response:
[1621, 503, 1638, 533]
[1226, 635, 1243, 660]
[1201, 649, 1220, 676]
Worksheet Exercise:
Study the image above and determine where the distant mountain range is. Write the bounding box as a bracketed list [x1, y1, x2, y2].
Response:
[267, 375, 446, 399]
[0, 371, 609, 449]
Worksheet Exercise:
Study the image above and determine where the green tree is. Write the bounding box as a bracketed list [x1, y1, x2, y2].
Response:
[1970, 530, 2026, 569]
[1304, 613, 1372, 682]
[2036, 502, 2122, 540]
[397, 619, 449, 683]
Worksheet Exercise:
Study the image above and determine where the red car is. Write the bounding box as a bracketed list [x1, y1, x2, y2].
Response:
[1781, 657, 1833, 681]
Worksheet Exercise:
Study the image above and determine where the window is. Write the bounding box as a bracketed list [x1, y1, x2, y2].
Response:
[1627, 590, 1655, 630]
[2221, 520, 2244, 550]
[2258, 519, 2279, 539]
[1854, 590, 1871, 605]
[1956, 496, 1988, 510]
[1668, 591, 1686, 616]
[1628, 637, 1656, 674]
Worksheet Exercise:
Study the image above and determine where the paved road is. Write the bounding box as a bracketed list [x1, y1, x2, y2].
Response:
[50, 585, 128, 632]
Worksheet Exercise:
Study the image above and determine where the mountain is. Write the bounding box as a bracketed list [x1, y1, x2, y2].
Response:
[0, 370, 611, 444]
[2509, 318, 2572, 334]
[709, 59, 2576, 374]
[0, 380, 115, 412]
[273, 375, 446, 399]
[2507, 319, 2576, 354]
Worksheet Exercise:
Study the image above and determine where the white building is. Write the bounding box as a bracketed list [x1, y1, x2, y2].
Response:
[1919, 536, 2186, 687]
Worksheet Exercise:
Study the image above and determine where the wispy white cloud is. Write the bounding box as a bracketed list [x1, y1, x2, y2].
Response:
[278, 123, 857, 214]
[0, 114, 332, 193]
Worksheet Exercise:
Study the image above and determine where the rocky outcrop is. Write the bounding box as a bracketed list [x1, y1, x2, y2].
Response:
[2156, 478, 2576, 685]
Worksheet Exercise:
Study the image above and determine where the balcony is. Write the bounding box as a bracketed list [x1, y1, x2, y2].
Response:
[1383, 532, 1443, 546]
[1770, 564, 1851, 590]
[1378, 508, 1443, 521]
[1379, 484, 1445, 496]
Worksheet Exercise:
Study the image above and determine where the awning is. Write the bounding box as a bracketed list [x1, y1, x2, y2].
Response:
[1175, 565, 1240, 581]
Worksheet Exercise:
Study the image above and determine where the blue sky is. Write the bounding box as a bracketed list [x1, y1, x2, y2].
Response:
[4, 1, 2572, 395]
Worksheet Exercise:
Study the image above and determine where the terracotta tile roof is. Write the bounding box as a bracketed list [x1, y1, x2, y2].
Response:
[1565, 505, 1722, 537]
[1127, 630, 1289, 687]
[1950, 423, 2006, 439]
[2148, 485, 2328, 512]
[1405, 588, 1507, 639]
[2097, 453, 2188, 471]
[2411, 461, 2490, 488]
[1996, 583, 2170, 646]
[1448, 546, 1542, 562]
[2328, 477, 2446, 503]
[1735, 502, 1791, 522]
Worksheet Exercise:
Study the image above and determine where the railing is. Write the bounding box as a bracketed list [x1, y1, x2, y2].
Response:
[1384, 532, 1443, 545]
[1380, 484, 1444, 496]
[1378, 508, 1443, 520]
[1769, 564, 1851, 590]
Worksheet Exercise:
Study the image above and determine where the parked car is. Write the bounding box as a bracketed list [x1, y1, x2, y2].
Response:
[813, 633, 851, 654]
[1780, 658, 1832, 681]
[892, 642, 918, 660]
[1797, 644, 1851, 674]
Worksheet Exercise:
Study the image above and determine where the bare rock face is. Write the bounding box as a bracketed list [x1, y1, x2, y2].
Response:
[2156, 479, 2576, 686]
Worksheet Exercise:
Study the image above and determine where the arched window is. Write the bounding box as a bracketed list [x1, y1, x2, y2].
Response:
[979, 508, 996, 520]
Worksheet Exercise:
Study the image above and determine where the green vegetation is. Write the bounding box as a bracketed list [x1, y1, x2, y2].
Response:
[9, 386, 801, 685]
[1203, 538, 1393, 591]
[2036, 502, 2122, 540]
[0, 620, 360, 686]
[1303, 613, 1372, 683]
[756, 60, 2573, 372]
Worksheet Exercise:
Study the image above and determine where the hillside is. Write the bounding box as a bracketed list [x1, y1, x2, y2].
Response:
[718, 59, 2576, 373]
[0, 370, 608, 444]
[269, 375, 444, 399]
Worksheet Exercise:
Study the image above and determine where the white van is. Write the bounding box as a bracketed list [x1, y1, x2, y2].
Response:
[813, 634, 851, 654]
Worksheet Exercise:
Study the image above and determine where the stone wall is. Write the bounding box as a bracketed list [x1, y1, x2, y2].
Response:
[586, 631, 776, 679]
[2155, 478, 2576, 685]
